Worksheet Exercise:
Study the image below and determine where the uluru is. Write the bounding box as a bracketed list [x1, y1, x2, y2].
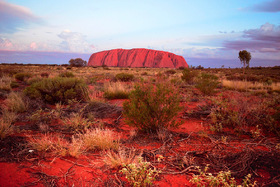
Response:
[88, 48, 188, 68]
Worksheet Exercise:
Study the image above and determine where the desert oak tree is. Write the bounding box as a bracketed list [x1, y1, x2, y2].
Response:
[238, 50, 251, 74]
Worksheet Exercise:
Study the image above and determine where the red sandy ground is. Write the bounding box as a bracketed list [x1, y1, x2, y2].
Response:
[0, 90, 278, 186]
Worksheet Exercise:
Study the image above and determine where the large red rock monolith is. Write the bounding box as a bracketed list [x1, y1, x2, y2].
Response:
[88, 48, 188, 68]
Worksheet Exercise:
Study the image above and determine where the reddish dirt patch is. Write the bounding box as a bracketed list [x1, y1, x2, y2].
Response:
[0, 162, 40, 187]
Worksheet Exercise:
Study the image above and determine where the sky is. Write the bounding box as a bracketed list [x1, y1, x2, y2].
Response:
[0, 0, 279, 68]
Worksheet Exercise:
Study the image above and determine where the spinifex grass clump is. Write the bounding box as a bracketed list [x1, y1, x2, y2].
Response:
[14, 72, 32, 82]
[0, 120, 13, 140]
[181, 68, 197, 84]
[104, 81, 131, 99]
[210, 92, 275, 134]
[58, 71, 75, 78]
[115, 73, 134, 82]
[123, 80, 182, 133]
[6, 92, 27, 113]
[195, 73, 219, 95]
[0, 75, 12, 91]
[24, 77, 89, 104]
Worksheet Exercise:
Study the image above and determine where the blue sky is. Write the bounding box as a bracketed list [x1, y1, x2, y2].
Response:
[0, 0, 279, 67]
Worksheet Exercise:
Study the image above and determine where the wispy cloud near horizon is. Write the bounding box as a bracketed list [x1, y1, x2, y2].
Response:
[0, 0, 43, 33]
[249, 0, 280, 12]
[223, 23, 280, 53]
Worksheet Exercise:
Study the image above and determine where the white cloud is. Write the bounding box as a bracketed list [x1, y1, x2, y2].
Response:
[57, 30, 95, 53]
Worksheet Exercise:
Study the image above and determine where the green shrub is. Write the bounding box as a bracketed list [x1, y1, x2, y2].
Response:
[165, 69, 176, 75]
[58, 71, 75, 78]
[120, 157, 160, 187]
[115, 73, 134, 82]
[0, 120, 14, 140]
[10, 81, 19, 88]
[62, 113, 91, 132]
[195, 73, 219, 95]
[14, 72, 32, 81]
[123, 81, 182, 133]
[0, 75, 12, 91]
[6, 92, 27, 113]
[181, 68, 197, 84]
[104, 91, 129, 100]
[27, 77, 42, 85]
[210, 93, 274, 134]
[24, 77, 89, 104]
[191, 165, 257, 187]
[40, 72, 49, 78]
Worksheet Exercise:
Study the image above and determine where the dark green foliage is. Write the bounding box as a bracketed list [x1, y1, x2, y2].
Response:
[165, 69, 176, 75]
[10, 81, 19, 88]
[14, 72, 32, 81]
[115, 73, 134, 82]
[181, 68, 197, 84]
[210, 93, 275, 134]
[24, 77, 89, 104]
[195, 73, 219, 95]
[104, 91, 129, 100]
[69, 58, 87, 67]
[40, 72, 49, 78]
[239, 50, 251, 74]
[59, 71, 75, 78]
[123, 81, 182, 133]
[141, 72, 148, 76]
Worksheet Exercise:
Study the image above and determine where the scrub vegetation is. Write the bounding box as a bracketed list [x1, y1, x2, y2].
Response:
[0, 63, 279, 186]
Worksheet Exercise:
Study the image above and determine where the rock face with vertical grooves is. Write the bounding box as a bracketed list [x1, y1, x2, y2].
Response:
[88, 48, 188, 68]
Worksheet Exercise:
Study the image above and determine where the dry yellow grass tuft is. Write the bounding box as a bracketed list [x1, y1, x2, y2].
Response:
[6, 92, 27, 113]
[104, 81, 132, 99]
[222, 79, 280, 92]
[104, 147, 140, 168]
[0, 119, 14, 139]
[0, 75, 12, 91]
[81, 128, 120, 151]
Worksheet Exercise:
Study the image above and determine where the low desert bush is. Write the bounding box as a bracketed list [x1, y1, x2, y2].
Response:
[123, 81, 182, 133]
[209, 92, 274, 134]
[40, 72, 49, 78]
[120, 157, 160, 187]
[104, 147, 139, 168]
[1, 110, 17, 124]
[190, 165, 257, 187]
[28, 134, 69, 156]
[80, 128, 119, 151]
[0, 75, 12, 91]
[29, 108, 54, 125]
[115, 73, 134, 82]
[10, 81, 19, 88]
[104, 81, 131, 99]
[0, 120, 13, 139]
[58, 71, 75, 78]
[195, 73, 219, 95]
[181, 68, 197, 84]
[6, 92, 27, 113]
[62, 113, 91, 132]
[165, 69, 176, 75]
[24, 77, 89, 104]
[14, 72, 32, 81]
